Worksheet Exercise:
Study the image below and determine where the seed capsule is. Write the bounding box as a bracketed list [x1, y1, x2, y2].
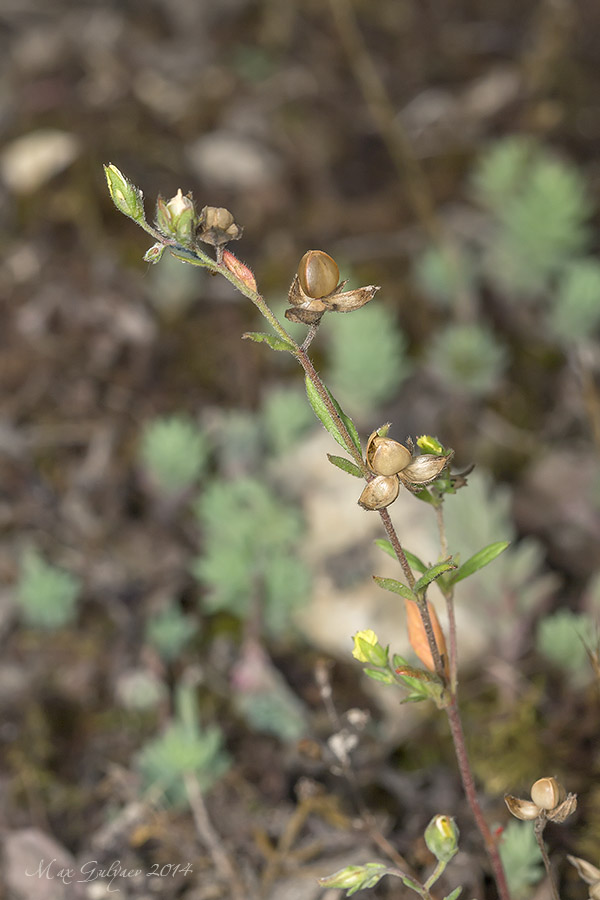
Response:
[531, 777, 565, 811]
[297, 250, 340, 299]
[504, 796, 541, 821]
[358, 475, 399, 511]
[366, 431, 412, 477]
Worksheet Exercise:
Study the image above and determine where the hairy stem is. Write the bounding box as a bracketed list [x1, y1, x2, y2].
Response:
[445, 696, 511, 900]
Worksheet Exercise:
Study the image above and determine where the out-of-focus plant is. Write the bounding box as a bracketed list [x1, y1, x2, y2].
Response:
[136, 683, 229, 809]
[322, 301, 411, 416]
[191, 476, 310, 635]
[145, 604, 199, 663]
[472, 136, 591, 298]
[499, 820, 544, 900]
[536, 609, 596, 683]
[17, 548, 82, 630]
[140, 414, 209, 493]
[427, 323, 508, 396]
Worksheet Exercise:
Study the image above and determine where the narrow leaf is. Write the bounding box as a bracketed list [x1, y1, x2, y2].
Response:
[373, 576, 417, 602]
[305, 376, 362, 454]
[242, 332, 295, 353]
[374, 540, 428, 573]
[394, 662, 437, 682]
[414, 561, 457, 594]
[444, 888, 463, 900]
[327, 454, 363, 478]
[448, 541, 510, 585]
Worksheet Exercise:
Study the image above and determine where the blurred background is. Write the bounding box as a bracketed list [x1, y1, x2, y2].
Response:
[1, 1, 600, 898]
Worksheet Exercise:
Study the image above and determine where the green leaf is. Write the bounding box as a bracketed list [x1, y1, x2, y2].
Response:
[304, 376, 362, 454]
[373, 576, 417, 602]
[364, 668, 396, 684]
[374, 540, 428, 573]
[448, 541, 509, 585]
[242, 332, 295, 353]
[414, 561, 457, 594]
[443, 888, 463, 900]
[327, 454, 363, 477]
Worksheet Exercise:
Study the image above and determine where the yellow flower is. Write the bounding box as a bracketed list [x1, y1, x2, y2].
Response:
[352, 629, 379, 662]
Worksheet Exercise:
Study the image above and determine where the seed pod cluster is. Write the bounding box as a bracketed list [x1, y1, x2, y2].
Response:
[286, 250, 380, 325]
[358, 426, 449, 511]
[505, 776, 577, 824]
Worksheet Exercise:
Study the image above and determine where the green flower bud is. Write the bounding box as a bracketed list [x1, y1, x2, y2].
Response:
[156, 190, 196, 245]
[143, 242, 166, 264]
[417, 435, 445, 455]
[318, 862, 388, 894]
[352, 630, 387, 666]
[104, 164, 146, 224]
[424, 814, 459, 862]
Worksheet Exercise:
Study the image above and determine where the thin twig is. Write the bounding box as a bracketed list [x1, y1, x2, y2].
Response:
[184, 773, 247, 900]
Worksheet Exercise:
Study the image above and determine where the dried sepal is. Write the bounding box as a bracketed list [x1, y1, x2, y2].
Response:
[358, 475, 399, 511]
[286, 250, 379, 322]
[196, 205, 243, 248]
[567, 856, 600, 888]
[504, 795, 541, 820]
[284, 305, 325, 326]
[546, 792, 577, 823]
[398, 454, 449, 486]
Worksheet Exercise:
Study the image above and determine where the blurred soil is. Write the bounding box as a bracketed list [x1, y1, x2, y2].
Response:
[0, 1, 600, 899]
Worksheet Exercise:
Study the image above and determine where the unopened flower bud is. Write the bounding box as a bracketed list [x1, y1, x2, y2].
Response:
[424, 815, 459, 862]
[318, 863, 387, 893]
[351, 629, 387, 666]
[417, 435, 445, 455]
[155, 190, 196, 244]
[143, 242, 166, 264]
[222, 250, 257, 292]
[104, 164, 146, 224]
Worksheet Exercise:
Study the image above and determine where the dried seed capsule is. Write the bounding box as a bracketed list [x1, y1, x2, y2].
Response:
[504, 796, 541, 820]
[358, 475, 399, 511]
[531, 777, 565, 811]
[366, 430, 412, 476]
[297, 250, 340, 299]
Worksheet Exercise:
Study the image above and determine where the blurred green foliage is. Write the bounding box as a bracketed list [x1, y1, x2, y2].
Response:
[427, 323, 508, 396]
[499, 821, 544, 899]
[145, 605, 199, 663]
[136, 684, 229, 808]
[192, 476, 310, 634]
[17, 548, 82, 630]
[140, 415, 209, 492]
[536, 609, 596, 683]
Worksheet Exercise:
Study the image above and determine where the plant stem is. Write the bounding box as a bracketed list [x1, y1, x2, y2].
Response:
[184, 773, 247, 900]
[534, 817, 560, 900]
[378, 507, 416, 588]
[445, 695, 511, 900]
[436, 505, 458, 690]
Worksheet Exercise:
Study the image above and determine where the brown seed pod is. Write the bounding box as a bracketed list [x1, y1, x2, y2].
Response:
[366, 430, 412, 476]
[297, 250, 340, 299]
[504, 796, 541, 821]
[531, 777, 565, 811]
[358, 475, 399, 511]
